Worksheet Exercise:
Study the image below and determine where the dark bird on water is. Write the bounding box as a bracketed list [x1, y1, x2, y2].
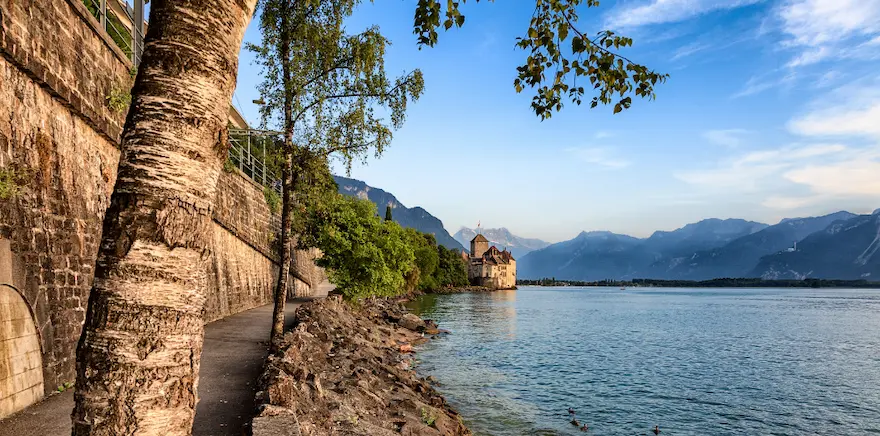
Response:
[653, 425, 661, 435]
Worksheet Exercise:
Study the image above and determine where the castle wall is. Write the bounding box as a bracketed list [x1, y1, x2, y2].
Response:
[0, 0, 322, 413]
[467, 257, 516, 289]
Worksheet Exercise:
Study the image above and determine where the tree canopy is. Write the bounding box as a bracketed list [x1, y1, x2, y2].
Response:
[248, 0, 424, 173]
[299, 191, 469, 298]
[412, 0, 667, 118]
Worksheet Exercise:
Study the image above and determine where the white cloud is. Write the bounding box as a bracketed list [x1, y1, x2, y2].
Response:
[566, 147, 631, 169]
[739, 143, 847, 163]
[777, 0, 880, 67]
[779, 0, 880, 46]
[785, 46, 831, 67]
[789, 103, 880, 138]
[755, 78, 880, 209]
[703, 129, 750, 147]
[686, 78, 880, 213]
[605, 0, 764, 28]
[788, 78, 880, 138]
[762, 157, 880, 209]
[785, 159, 880, 196]
[675, 144, 848, 191]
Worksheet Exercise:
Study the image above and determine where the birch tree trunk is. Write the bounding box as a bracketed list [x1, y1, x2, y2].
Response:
[270, 2, 294, 350]
[72, 1, 257, 434]
[270, 158, 293, 350]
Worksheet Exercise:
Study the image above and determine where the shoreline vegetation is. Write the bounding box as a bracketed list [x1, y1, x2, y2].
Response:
[517, 278, 880, 288]
[254, 297, 471, 436]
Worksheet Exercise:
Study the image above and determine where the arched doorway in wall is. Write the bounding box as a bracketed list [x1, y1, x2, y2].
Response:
[0, 284, 44, 419]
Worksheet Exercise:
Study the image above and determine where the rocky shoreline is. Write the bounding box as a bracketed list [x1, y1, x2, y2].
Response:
[253, 297, 471, 436]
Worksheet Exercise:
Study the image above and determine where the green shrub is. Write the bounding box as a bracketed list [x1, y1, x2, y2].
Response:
[263, 187, 281, 214]
[106, 84, 131, 114]
[223, 157, 236, 173]
[0, 168, 22, 200]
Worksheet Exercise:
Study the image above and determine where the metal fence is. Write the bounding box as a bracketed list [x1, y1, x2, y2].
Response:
[82, 0, 145, 66]
[227, 129, 283, 195]
[80, 2, 284, 203]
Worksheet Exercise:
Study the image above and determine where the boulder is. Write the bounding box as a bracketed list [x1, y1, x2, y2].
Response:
[398, 313, 426, 332]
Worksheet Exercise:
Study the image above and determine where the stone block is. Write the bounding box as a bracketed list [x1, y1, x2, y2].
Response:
[252, 415, 302, 436]
[0, 239, 10, 284]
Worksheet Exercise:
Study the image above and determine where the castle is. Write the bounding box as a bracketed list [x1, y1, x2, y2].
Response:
[467, 234, 517, 289]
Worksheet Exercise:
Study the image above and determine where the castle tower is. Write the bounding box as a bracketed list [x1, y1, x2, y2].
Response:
[470, 234, 489, 258]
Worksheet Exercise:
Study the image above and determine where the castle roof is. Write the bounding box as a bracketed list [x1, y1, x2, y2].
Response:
[478, 245, 514, 265]
[471, 234, 488, 243]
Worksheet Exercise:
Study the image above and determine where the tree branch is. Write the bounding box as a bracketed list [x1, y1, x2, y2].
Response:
[292, 71, 418, 125]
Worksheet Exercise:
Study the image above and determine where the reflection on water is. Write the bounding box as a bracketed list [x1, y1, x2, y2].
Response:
[408, 287, 880, 436]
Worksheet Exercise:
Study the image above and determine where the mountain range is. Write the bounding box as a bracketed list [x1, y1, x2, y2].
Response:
[453, 227, 550, 258]
[333, 175, 465, 251]
[753, 212, 880, 280]
[519, 211, 880, 281]
[329, 176, 878, 281]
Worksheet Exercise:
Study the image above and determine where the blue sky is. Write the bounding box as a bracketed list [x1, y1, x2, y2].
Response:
[231, 0, 880, 242]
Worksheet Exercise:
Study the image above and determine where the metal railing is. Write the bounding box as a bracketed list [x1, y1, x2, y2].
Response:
[82, 0, 145, 66]
[227, 129, 283, 195]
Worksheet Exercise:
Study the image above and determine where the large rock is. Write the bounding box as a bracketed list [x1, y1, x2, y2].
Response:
[398, 313, 427, 332]
[253, 413, 301, 436]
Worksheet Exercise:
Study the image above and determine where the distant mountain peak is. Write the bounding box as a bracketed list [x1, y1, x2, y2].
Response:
[578, 230, 616, 237]
[453, 227, 550, 258]
[779, 210, 855, 224]
[333, 175, 463, 251]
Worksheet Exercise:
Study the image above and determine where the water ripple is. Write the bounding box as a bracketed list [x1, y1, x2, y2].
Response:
[409, 287, 880, 435]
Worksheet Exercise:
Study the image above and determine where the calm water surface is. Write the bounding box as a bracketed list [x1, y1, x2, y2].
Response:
[408, 287, 880, 435]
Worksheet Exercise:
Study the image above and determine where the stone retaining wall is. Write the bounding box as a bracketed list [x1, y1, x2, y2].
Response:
[0, 0, 323, 410]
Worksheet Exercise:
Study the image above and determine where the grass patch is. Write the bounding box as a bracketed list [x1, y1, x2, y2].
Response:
[420, 407, 437, 427]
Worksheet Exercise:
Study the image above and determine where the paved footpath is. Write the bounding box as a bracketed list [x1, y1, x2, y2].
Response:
[0, 285, 330, 436]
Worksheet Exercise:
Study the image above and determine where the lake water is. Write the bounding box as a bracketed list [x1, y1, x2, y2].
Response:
[407, 287, 880, 435]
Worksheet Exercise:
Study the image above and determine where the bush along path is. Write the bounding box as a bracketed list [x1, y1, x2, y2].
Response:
[253, 298, 470, 436]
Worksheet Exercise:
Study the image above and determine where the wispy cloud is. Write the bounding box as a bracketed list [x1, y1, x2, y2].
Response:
[605, 0, 765, 29]
[813, 70, 842, 88]
[763, 150, 880, 209]
[784, 159, 880, 196]
[703, 129, 750, 147]
[789, 103, 880, 138]
[566, 147, 632, 169]
[732, 70, 797, 98]
[788, 76, 880, 138]
[758, 77, 880, 209]
[671, 41, 713, 60]
[683, 77, 880, 210]
[675, 144, 848, 192]
[777, 0, 880, 67]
